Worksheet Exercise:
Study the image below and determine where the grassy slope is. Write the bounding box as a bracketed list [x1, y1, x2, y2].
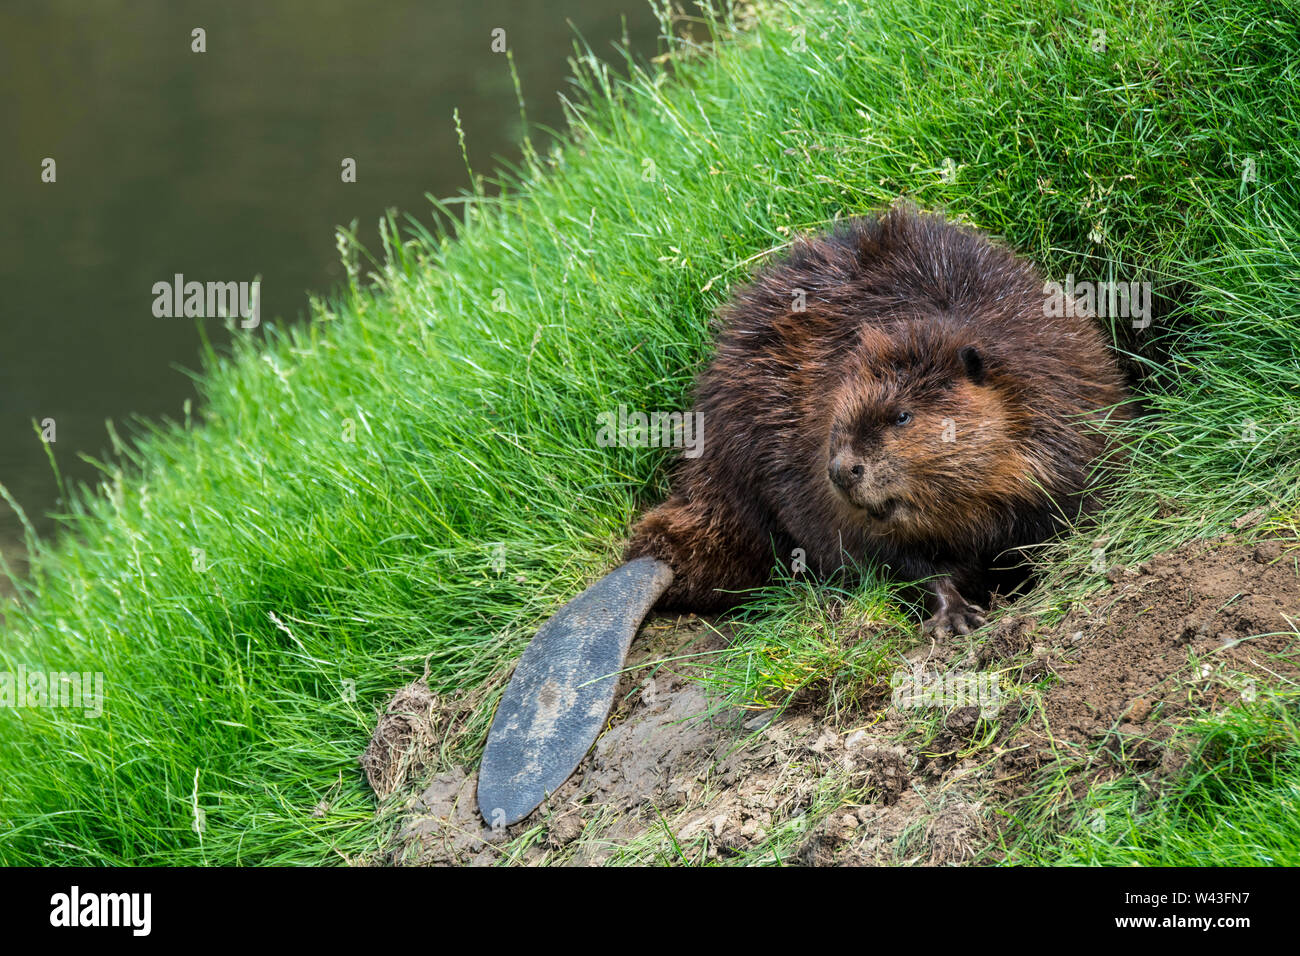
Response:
[1, 0, 1297, 865]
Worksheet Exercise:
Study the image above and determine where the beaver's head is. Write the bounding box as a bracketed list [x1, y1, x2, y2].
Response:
[825, 324, 1031, 540]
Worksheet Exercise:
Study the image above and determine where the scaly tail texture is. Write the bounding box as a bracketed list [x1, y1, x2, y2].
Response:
[477, 557, 674, 826]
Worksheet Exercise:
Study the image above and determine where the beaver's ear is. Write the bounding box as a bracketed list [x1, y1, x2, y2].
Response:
[957, 345, 985, 383]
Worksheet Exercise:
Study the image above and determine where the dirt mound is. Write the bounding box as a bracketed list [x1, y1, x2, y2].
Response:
[984, 536, 1300, 798]
[374, 534, 1300, 865]
[388, 619, 1007, 866]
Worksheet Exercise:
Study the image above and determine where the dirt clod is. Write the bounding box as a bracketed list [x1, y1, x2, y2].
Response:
[360, 680, 440, 800]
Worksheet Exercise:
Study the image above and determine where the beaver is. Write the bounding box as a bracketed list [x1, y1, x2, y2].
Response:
[477, 205, 1133, 825]
[624, 204, 1131, 634]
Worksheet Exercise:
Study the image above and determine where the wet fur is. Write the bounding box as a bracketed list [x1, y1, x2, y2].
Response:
[625, 205, 1130, 627]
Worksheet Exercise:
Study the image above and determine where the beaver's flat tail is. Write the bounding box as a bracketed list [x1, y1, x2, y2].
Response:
[476, 556, 674, 827]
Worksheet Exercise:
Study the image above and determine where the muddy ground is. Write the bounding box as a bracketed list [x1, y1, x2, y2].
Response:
[365, 533, 1300, 865]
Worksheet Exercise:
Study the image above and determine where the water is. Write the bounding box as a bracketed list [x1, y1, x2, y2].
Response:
[0, 1, 659, 566]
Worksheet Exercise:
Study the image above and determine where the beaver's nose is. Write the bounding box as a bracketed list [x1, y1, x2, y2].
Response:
[828, 454, 865, 491]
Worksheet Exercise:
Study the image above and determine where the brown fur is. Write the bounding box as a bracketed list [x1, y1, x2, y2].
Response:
[625, 205, 1131, 632]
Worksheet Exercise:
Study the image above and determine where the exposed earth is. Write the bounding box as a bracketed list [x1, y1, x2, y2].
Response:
[363, 532, 1300, 865]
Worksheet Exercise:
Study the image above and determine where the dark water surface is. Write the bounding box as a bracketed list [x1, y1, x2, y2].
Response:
[0, 1, 659, 562]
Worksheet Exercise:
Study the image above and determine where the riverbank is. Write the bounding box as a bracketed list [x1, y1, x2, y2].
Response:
[2, 0, 1297, 865]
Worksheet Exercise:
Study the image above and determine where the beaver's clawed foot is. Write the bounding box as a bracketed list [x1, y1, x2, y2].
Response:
[922, 575, 987, 638]
[922, 602, 987, 638]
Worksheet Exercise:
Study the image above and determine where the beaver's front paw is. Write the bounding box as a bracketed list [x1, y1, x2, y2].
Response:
[922, 601, 986, 638]
[921, 574, 987, 638]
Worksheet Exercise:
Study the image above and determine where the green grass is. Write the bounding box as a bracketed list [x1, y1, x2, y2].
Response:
[698, 573, 916, 713]
[1, 0, 1298, 864]
[1016, 694, 1300, 866]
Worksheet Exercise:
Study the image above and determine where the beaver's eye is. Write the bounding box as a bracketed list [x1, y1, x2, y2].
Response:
[894, 411, 912, 426]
